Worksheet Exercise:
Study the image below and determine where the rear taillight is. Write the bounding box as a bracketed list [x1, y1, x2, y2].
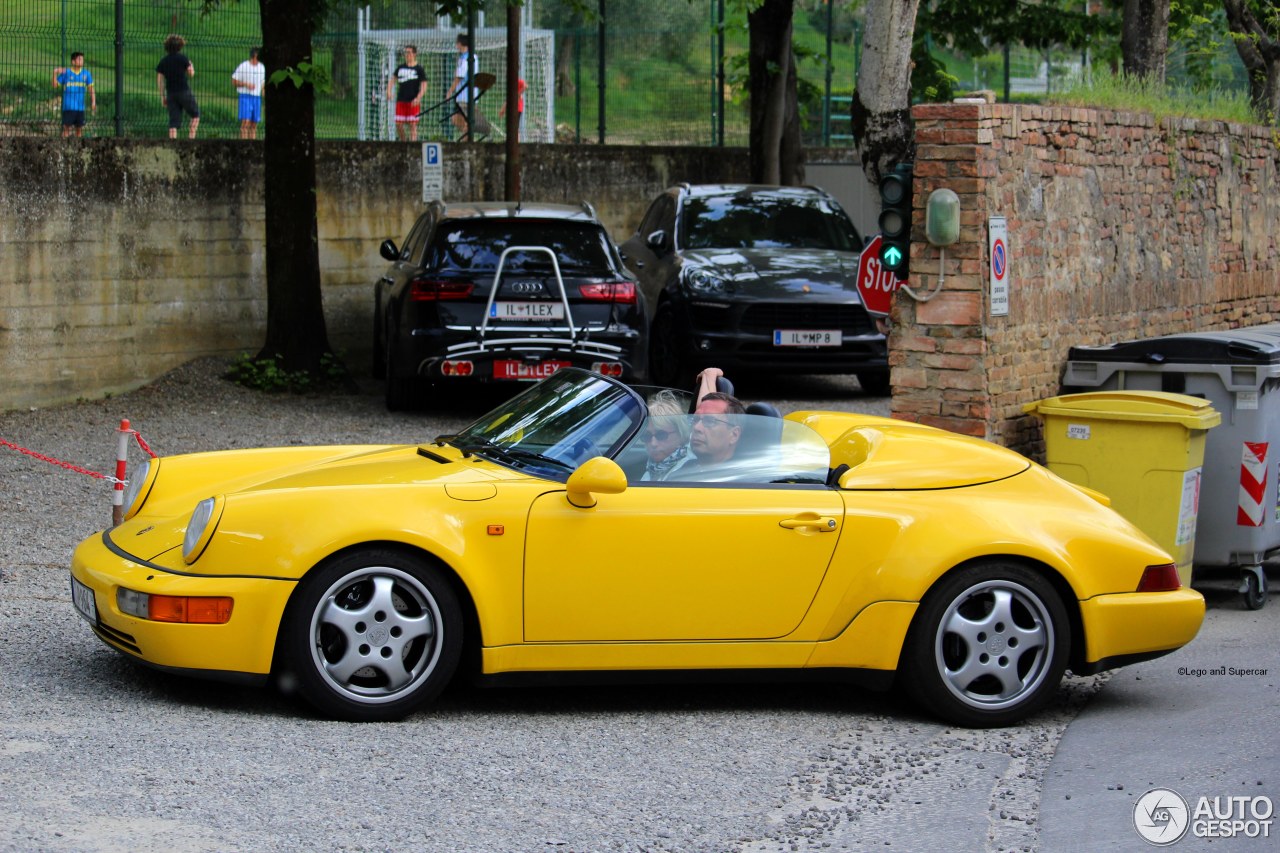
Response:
[441, 360, 474, 377]
[1137, 563, 1181, 592]
[410, 279, 474, 301]
[593, 362, 624, 377]
[579, 281, 636, 304]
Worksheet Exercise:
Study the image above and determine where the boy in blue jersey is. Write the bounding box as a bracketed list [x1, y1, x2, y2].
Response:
[52, 52, 96, 138]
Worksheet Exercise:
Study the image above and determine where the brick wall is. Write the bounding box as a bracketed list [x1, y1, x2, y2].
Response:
[893, 103, 1280, 457]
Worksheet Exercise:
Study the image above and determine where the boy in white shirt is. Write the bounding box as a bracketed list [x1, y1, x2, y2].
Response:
[231, 46, 265, 139]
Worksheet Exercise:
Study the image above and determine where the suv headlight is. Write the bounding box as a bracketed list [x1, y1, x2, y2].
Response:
[182, 496, 224, 564]
[686, 267, 728, 294]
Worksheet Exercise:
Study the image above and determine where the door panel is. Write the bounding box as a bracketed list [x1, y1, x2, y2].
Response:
[524, 486, 843, 642]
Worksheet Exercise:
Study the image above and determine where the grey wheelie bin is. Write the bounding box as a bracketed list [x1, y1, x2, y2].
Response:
[1064, 325, 1280, 609]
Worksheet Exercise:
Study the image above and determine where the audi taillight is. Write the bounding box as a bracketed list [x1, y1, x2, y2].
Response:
[579, 281, 636, 304]
[410, 279, 474, 301]
[1137, 563, 1181, 592]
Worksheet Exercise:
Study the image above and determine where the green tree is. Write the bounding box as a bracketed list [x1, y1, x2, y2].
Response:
[1223, 0, 1280, 122]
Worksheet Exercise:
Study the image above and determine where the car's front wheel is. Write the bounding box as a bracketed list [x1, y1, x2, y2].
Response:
[902, 561, 1069, 728]
[280, 549, 463, 722]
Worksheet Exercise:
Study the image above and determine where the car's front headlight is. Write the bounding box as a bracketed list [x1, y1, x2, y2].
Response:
[122, 459, 156, 520]
[686, 267, 728, 294]
[182, 496, 223, 564]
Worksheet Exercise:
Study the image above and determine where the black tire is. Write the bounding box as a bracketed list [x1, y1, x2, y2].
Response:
[372, 303, 386, 380]
[384, 337, 423, 411]
[280, 548, 463, 722]
[1243, 570, 1268, 610]
[902, 561, 1070, 728]
[856, 370, 891, 397]
[648, 304, 687, 388]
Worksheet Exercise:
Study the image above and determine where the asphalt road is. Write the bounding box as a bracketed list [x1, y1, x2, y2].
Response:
[1, 360, 1275, 852]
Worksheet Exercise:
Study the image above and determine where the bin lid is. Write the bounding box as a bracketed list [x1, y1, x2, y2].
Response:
[1068, 324, 1280, 365]
[1023, 390, 1222, 429]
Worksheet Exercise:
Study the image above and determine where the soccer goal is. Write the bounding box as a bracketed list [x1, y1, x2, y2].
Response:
[357, 7, 555, 143]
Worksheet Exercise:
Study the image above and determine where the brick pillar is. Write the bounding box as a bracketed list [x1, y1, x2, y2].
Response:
[888, 103, 997, 439]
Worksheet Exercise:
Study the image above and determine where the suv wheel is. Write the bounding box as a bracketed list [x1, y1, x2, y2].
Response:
[648, 305, 687, 388]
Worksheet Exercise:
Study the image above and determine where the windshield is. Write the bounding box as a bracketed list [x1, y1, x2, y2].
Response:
[680, 193, 861, 252]
[445, 369, 645, 478]
[426, 219, 619, 276]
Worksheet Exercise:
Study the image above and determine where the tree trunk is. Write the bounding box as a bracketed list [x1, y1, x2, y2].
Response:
[851, 0, 920, 186]
[258, 0, 334, 374]
[556, 34, 575, 98]
[747, 0, 804, 185]
[1224, 0, 1280, 123]
[1120, 0, 1171, 82]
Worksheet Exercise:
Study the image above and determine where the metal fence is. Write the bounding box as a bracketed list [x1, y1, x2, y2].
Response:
[0, 1, 1252, 144]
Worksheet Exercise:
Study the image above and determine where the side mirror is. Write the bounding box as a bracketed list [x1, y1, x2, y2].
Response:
[645, 230, 668, 253]
[379, 239, 400, 261]
[565, 457, 628, 508]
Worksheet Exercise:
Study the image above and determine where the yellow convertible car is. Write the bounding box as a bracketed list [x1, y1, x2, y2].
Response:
[70, 368, 1203, 727]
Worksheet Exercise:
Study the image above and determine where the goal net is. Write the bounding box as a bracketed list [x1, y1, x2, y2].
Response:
[357, 10, 555, 143]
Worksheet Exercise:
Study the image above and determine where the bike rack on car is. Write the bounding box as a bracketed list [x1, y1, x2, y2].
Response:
[442, 246, 624, 365]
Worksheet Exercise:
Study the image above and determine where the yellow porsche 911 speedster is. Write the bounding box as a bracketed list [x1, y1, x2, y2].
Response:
[70, 368, 1203, 727]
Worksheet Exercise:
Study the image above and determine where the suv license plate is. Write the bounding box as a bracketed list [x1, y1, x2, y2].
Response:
[71, 576, 97, 624]
[774, 329, 841, 347]
[494, 360, 570, 380]
[490, 301, 566, 321]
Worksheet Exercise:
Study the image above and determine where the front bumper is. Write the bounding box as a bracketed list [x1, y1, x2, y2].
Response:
[70, 531, 296, 679]
[1077, 588, 1205, 672]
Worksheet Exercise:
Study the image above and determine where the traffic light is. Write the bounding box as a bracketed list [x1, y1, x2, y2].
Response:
[878, 162, 913, 281]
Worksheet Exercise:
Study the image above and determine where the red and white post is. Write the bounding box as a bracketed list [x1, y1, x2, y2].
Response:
[112, 419, 131, 526]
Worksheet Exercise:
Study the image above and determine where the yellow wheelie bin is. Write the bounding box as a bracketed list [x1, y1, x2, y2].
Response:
[1023, 391, 1220, 588]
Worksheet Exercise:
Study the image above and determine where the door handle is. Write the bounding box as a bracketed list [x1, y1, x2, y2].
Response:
[779, 513, 838, 533]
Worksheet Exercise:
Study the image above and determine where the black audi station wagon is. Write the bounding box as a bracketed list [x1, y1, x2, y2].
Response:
[373, 202, 645, 410]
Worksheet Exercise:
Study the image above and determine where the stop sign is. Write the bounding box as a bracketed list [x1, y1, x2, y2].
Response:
[856, 235, 901, 317]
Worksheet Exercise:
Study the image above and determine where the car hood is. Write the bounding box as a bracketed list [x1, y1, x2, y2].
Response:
[787, 412, 1032, 489]
[683, 247, 857, 298]
[110, 444, 525, 562]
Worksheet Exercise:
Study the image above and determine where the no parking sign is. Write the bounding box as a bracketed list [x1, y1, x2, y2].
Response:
[989, 216, 1009, 316]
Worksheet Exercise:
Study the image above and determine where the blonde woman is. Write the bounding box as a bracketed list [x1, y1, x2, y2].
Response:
[641, 390, 692, 481]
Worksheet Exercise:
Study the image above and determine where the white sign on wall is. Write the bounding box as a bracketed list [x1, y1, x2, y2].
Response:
[989, 216, 1009, 317]
[422, 143, 443, 203]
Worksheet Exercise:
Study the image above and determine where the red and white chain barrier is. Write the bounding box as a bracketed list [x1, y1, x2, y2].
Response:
[0, 419, 158, 525]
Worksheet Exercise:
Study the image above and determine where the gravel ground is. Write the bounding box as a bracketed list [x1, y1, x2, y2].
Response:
[0, 359, 1105, 852]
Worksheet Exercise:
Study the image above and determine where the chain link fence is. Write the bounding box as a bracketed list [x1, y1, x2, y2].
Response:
[0, 1, 1252, 144]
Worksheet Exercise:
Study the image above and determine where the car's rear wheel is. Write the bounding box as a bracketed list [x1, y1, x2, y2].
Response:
[856, 370, 891, 397]
[384, 337, 425, 411]
[648, 304, 687, 388]
[903, 561, 1069, 727]
[280, 548, 463, 722]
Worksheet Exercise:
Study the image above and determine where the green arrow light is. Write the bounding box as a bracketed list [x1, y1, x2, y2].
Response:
[882, 245, 903, 267]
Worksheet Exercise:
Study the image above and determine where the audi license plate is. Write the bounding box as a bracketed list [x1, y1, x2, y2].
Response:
[490, 301, 565, 321]
[494, 360, 570, 380]
[71, 576, 97, 624]
[774, 329, 841, 347]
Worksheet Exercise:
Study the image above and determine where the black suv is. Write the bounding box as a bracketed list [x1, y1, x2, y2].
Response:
[374, 201, 645, 409]
[619, 184, 888, 394]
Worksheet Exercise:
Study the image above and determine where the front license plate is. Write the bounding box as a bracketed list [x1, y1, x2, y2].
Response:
[494, 360, 570, 380]
[774, 329, 842, 347]
[490, 301, 565, 321]
[70, 576, 97, 624]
